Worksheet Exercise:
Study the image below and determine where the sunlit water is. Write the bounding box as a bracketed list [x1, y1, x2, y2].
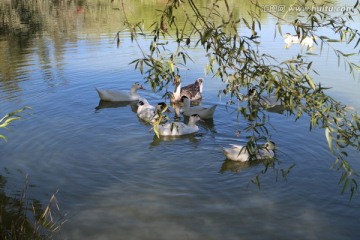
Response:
[1, 4, 360, 240]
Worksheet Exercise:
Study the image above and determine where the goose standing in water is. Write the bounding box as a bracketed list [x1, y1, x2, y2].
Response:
[223, 141, 276, 162]
[170, 76, 203, 103]
[181, 96, 217, 119]
[96, 82, 145, 102]
[181, 78, 203, 101]
[137, 98, 170, 123]
[156, 114, 202, 136]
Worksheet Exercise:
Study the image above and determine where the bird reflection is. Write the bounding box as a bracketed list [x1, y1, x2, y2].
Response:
[149, 132, 202, 147]
[219, 158, 275, 173]
[95, 100, 138, 113]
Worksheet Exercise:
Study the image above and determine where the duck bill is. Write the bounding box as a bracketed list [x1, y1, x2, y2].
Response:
[140, 85, 146, 90]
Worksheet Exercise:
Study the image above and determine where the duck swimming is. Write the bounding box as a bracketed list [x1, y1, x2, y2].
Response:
[247, 88, 283, 109]
[181, 96, 217, 119]
[170, 76, 203, 103]
[96, 82, 145, 102]
[181, 78, 203, 101]
[223, 141, 276, 162]
[157, 114, 202, 136]
[284, 33, 315, 49]
[137, 98, 170, 123]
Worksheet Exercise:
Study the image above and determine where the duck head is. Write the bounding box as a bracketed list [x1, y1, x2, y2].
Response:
[173, 75, 181, 86]
[189, 114, 203, 124]
[156, 102, 171, 113]
[263, 141, 276, 151]
[196, 78, 204, 93]
[132, 82, 146, 92]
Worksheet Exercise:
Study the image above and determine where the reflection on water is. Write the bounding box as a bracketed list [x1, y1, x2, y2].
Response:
[95, 100, 138, 113]
[0, 0, 360, 240]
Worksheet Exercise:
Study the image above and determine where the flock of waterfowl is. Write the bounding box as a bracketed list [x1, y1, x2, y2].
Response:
[96, 77, 276, 162]
[95, 32, 315, 162]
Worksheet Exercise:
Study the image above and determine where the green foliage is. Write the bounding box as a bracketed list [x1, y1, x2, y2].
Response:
[119, 0, 360, 199]
[0, 107, 31, 142]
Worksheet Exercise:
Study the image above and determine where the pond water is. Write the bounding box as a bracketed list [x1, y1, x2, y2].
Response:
[1, 1, 360, 239]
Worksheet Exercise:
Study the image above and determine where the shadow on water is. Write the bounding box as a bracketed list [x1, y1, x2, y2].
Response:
[219, 158, 276, 173]
[149, 132, 202, 147]
[95, 100, 138, 113]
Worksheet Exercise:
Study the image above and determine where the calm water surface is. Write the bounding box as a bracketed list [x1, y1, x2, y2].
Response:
[1, 1, 360, 239]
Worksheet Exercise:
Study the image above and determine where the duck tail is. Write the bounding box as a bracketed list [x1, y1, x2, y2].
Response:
[95, 87, 106, 101]
[208, 104, 217, 116]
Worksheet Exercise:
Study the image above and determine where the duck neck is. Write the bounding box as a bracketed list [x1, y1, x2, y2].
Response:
[130, 87, 138, 95]
[188, 118, 197, 126]
[183, 98, 190, 110]
[173, 83, 181, 101]
[198, 80, 203, 93]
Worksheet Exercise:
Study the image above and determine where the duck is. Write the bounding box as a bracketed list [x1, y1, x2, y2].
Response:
[170, 76, 203, 103]
[247, 88, 283, 109]
[95, 82, 145, 102]
[223, 141, 276, 162]
[300, 36, 315, 49]
[181, 96, 217, 119]
[156, 114, 202, 136]
[284, 33, 315, 49]
[181, 78, 203, 101]
[137, 98, 170, 123]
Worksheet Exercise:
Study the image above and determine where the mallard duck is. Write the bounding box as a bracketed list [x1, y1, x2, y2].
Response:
[137, 98, 170, 123]
[223, 141, 276, 162]
[157, 114, 202, 136]
[95, 82, 145, 102]
[181, 96, 217, 119]
[170, 77, 203, 103]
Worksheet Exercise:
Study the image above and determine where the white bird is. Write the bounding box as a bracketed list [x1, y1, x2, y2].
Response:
[170, 77, 203, 103]
[300, 36, 315, 49]
[181, 96, 217, 119]
[157, 114, 202, 136]
[284, 33, 315, 49]
[247, 88, 282, 109]
[96, 82, 145, 102]
[137, 98, 170, 123]
[223, 141, 276, 162]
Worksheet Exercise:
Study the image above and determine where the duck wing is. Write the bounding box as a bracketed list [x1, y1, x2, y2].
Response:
[137, 105, 156, 122]
[223, 145, 249, 162]
[96, 88, 131, 102]
[181, 82, 202, 101]
[158, 122, 198, 136]
[183, 104, 217, 119]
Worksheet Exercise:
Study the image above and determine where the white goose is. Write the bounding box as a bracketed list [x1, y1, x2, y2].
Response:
[137, 98, 170, 123]
[181, 96, 217, 119]
[170, 77, 203, 103]
[157, 114, 202, 136]
[96, 82, 145, 102]
[223, 141, 276, 162]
